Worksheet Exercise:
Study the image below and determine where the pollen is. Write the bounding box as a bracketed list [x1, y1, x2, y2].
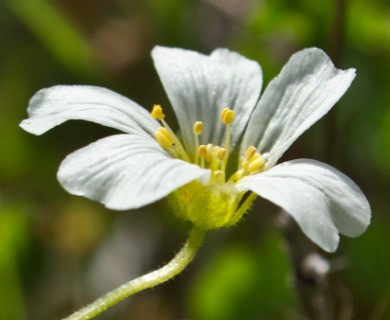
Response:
[193, 121, 204, 135]
[151, 104, 165, 120]
[220, 108, 235, 125]
[154, 127, 174, 149]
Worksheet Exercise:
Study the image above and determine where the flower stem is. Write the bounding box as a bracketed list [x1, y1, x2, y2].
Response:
[63, 226, 207, 320]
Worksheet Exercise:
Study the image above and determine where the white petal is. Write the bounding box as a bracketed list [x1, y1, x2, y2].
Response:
[57, 134, 210, 210]
[236, 159, 371, 252]
[241, 48, 356, 167]
[152, 46, 262, 155]
[20, 85, 158, 136]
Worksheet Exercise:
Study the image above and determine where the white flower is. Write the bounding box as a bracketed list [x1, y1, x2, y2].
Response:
[20, 46, 371, 252]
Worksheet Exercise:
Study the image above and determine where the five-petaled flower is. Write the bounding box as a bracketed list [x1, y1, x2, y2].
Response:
[20, 46, 370, 252]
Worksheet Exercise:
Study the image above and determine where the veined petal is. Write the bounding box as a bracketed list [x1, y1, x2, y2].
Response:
[152, 46, 262, 155]
[57, 134, 210, 210]
[236, 159, 371, 252]
[241, 48, 356, 167]
[20, 85, 158, 136]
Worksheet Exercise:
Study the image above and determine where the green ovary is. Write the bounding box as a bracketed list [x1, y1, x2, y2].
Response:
[168, 181, 254, 229]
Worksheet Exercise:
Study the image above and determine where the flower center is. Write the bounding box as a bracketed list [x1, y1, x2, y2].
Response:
[150, 104, 265, 230]
[150, 104, 266, 183]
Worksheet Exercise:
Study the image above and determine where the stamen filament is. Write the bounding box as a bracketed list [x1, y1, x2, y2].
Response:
[223, 124, 231, 169]
[150, 104, 190, 162]
[193, 121, 203, 164]
[217, 148, 227, 181]
[194, 134, 200, 164]
[205, 144, 214, 163]
[198, 145, 207, 168]
[220, 108, 235, 170]
[228, 169, 244, 183]
[161, 119, 190, 162]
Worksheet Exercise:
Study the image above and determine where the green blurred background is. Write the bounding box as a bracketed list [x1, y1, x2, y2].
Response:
[0, 0, 389, 319]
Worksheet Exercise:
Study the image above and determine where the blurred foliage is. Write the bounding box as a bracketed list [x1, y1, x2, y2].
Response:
[188, 230, 297, 320]
[0, 204, 29, 320]
[0, 0, 389, 319]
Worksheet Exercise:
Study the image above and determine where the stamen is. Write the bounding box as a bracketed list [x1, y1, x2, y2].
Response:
[151, 104, 165, 120]
[150, 104, 189, 161]
[198, 145, 207, 158]
[151, 103, 263, 185]
[220, 108, 235, 170]
[244, 146, 257, 161]
[205, 144, 214, 163]
[220, 108, 235, 125]
[217, 148, 226, 161]
[230, 150, 266, 183]
[197, 145, 207, 168]
[193, 121, 203, 164]
[154, 127, 174, 149]
[193, 121, 203, 135]
[247, 154, 265, 173]
[210, 146, 222, 172]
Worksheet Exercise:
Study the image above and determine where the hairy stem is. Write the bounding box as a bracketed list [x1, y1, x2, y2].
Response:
[64, 226, 206, 320]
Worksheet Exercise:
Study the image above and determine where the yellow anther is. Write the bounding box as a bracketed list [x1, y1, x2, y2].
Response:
[154, 127, 174, 149]
[247, 154, 265, 173]
[244, 146, 257, 161]
[220, 108, 235, 125]
[193, 121, 204, 135]
[217, 147, 226, 161]
[250, 152, 262, 161]
[198, 145, 207, 158]
[151, 104, 165, 120]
